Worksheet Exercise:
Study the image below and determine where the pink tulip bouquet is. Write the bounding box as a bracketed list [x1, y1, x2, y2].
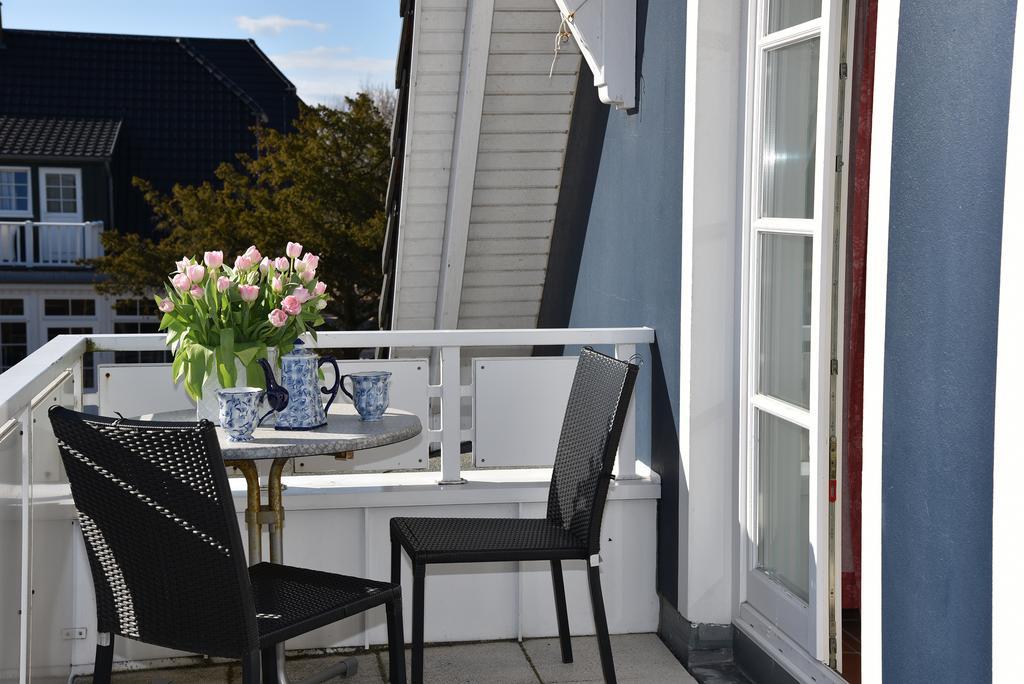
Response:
[157, 242, 329, 400]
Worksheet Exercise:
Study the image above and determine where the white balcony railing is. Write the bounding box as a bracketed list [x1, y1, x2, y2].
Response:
[0, 220, 104, 267]
[0, 328, 658, 681]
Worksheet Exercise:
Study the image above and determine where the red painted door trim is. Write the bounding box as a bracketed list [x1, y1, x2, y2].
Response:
[842, 0, 878, 610]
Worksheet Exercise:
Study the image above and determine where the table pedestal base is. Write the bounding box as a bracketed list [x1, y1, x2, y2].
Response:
[227, 457, 359, 684]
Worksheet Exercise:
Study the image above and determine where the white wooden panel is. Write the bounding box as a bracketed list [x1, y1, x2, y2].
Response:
[401, 203, 448, 222]
[401, 221, 446, 240]
[458, 316, 540, 329]
[407, 133, 458, 153]
[416, 53, 465, 73]
[488, 53, 580, 74]
[494, 0, 558, 10]
[411, 112, 458, 131]
[398, 300, 438, 319]
[461, 285, 543, 303]
[98, 364, 192, 418]
[474, 168, 562, 188]
[469, 221, 553, 239]
[470, 205, 556, 222]
[397, 284, 440, 303]
[464, 253, 550, 271]
[401, 254, 444, 272]
[482, 95, 574, 115]
[478, 131, 573, 153]
[461, 300, 540, 318]
[294, 359, 430, 473]
[491, 10, 562, 31]
[466, 238, 550, 256]
[397, 270, 441, 288]
[462, 269, 547, 287]
[490, 33, 577, 53]
[420, 10, 468, 31]
[476, 151, 567, 170]
[402, 238, 444, 257]
[416, 33, 466, 54]
[480, 113, 571, 134]
[409, 151, 455, 169]
[472, 187, 560, 206]
[473, 357, 576, 467]
[484, 74, 579, 95]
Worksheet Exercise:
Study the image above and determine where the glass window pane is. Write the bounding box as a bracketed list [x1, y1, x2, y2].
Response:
[44, 300, 69, 316]
[0, 299, 23, 316]
[761, 38, 820, 219]
[756, 411, 810, 602]
[46, 200, 62, 214]
[768, 0, 821, 33]
[758, 233, 812, 408]
[70, 300, 95, 316]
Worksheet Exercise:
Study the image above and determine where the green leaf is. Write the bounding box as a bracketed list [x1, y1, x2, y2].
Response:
[216, 329, 236, 388]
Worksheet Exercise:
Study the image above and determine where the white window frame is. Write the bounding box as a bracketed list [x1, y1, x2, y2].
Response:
[0, 166, 33, 218]
[737, 0, 847, 667]
[38, 167, 83, 222]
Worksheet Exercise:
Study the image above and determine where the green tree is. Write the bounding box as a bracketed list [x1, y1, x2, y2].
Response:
[92, 94, 391, 331]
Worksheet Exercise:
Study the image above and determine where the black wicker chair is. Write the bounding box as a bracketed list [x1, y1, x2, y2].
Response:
[49, 406, 407, 684]
[390, 347, 638, 684]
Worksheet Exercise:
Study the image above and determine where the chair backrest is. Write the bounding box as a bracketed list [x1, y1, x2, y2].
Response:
[48, 406, 257, 658]
[545, 348, 638, 554]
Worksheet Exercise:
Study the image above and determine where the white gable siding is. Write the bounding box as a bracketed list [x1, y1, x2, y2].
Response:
[392, 0, 467, 331]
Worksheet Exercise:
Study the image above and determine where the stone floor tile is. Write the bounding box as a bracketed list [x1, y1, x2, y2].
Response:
[522, 634, 695, 684]
[381, 641, 539, 684]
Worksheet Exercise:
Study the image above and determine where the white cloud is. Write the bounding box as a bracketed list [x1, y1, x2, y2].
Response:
[270, 47, 395, 105]
[235, 15, 328, 35]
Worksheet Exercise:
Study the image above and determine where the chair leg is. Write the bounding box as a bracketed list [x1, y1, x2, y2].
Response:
[411, 562, 426, 684]
[93, 633, 114, 684]
[550, 560, 573, 663]
[587, 565, 617, 684]
[392, 537, 402, 585]
[386, 595, 408, 684]
[241, 649, 262, 684]
[261, 643, 279, 683]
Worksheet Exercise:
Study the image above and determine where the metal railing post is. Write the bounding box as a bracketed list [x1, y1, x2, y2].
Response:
[439, 345, 465, 484]
[24, 221, 34, 267]
[614, 343, 639, 480]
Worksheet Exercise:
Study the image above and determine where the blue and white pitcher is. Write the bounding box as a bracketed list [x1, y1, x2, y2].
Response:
[258, 341, 340, 430]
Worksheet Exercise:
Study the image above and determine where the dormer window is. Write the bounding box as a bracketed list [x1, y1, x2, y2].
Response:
[0, 167, 31, 217]
[40, 168, 82, 222]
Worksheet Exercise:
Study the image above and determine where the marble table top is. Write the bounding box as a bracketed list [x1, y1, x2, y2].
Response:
[142, 403, 422, 461]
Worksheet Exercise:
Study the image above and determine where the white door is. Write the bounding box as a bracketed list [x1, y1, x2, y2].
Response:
[741, 0, 846, 662]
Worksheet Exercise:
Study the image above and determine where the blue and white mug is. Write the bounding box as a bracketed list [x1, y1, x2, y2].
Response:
[216, 387, 264, 441]
[340, 371, 391, 421]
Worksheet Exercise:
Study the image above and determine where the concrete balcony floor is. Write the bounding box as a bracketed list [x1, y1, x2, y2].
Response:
[71, 634, 695, 684]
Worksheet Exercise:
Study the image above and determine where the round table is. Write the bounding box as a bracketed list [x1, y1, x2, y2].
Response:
[142, 404, 421, 684]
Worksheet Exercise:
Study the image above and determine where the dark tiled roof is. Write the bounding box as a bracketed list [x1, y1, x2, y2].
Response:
[0, 28, 303, 234]
[0, 115, 122, 158]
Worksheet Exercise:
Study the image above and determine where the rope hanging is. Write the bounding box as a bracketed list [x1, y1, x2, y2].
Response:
[549, 0, 591, 78]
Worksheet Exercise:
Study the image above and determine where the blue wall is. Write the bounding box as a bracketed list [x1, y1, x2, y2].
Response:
[883, 0, 1016, 679]
[558, 0, 685, 604]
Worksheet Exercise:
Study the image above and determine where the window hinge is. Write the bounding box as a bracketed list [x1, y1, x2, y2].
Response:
[830, 358, 838, 375]
[835, 155, 844, 173]
[839, 62, 848, 79]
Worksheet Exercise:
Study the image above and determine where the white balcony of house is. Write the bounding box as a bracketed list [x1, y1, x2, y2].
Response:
[0, 327, 662, 682]
[0, 220, 104, 267]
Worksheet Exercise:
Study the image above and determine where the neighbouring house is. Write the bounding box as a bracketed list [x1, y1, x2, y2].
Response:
[0, 16, 302, 387]
[383, 0, 1021, 682]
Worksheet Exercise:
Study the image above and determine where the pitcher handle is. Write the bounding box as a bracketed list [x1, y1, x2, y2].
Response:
[339, 373, 354, 401]
[320, 357, 342, 414]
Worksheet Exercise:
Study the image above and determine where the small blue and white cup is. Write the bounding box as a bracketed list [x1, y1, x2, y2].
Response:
[216, 387, 264, 441]
[340, 371, 392, 421]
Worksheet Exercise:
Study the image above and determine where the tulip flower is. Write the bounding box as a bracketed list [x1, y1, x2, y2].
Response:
[234, 255, 252, 271]
[238, 285, 260, 302]
[281, 295, 301, 316]
[187, 264, 206, 283]
[292, 287, 311, 303]
[216, 276, 231, 293]
[295, 259, 308, 273]
[204, 251, 224, 269]
[316, 299, 327, 310]
[299, 268, 315, 283]
[172, 273, 191, 292]
[175, 257, 190, 273]
[274, 257, 289, 271]
[259, 257, 270, 274]
[245, 245, 262, 263]
[189, 285, 204, 299]
[271, 276, 284, 293]
[314, 281, 327, 296]
[286, 241, 302, 258]
[157, 297, 174, 313]
[302, 253, 319, 271]
[268, 309, 288, 327]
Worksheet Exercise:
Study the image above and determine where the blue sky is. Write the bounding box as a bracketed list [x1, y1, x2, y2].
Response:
[3, 0, 402, 105]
